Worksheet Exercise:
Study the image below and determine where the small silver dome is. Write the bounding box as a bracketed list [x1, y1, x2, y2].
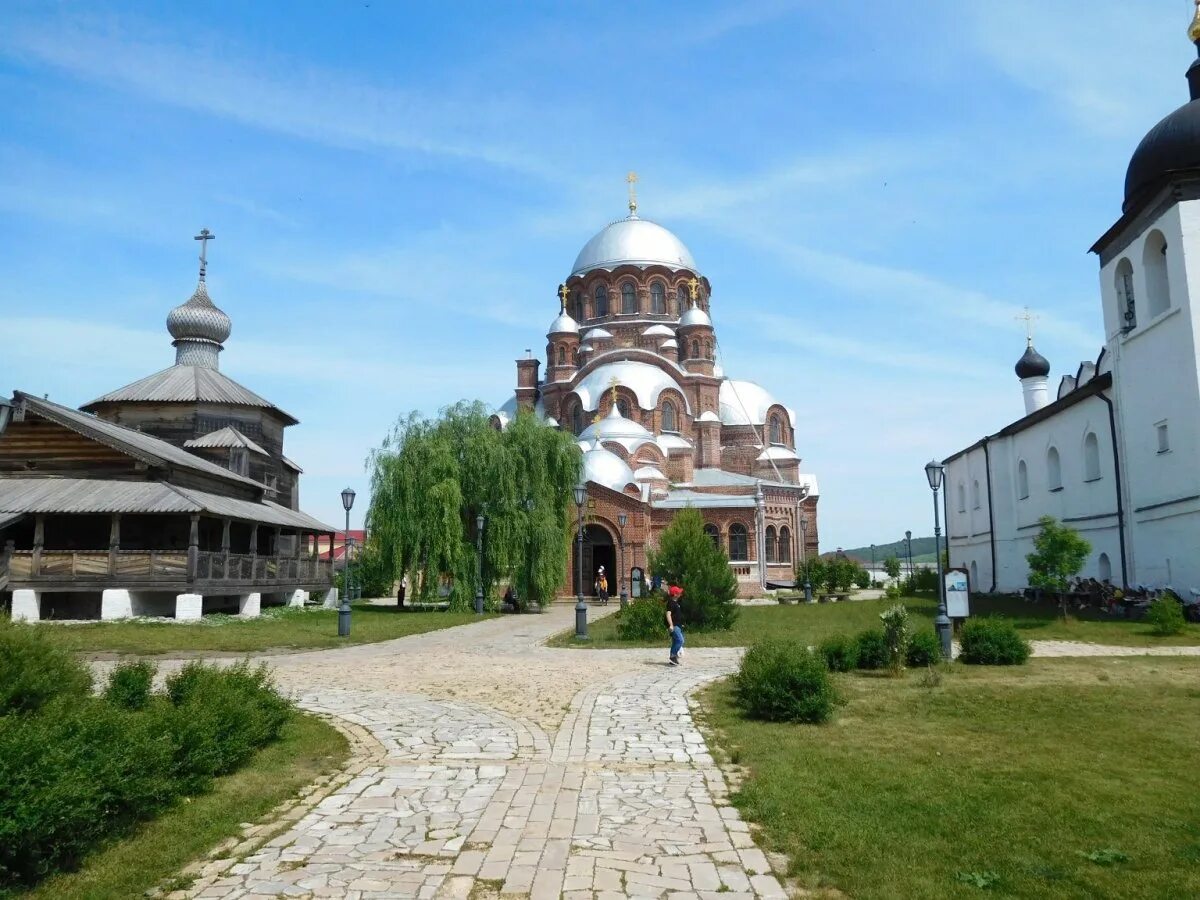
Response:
[581, 440, 638, 493]
[571, 215, 698, 276]
[579, 406, 657, 452]
[548, 311, 579, 335]
[167, 281, 232, 344]
[679, 306, 712, 328]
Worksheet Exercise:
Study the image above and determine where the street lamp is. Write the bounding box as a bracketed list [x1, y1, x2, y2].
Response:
[799, 516, 812, 603]
[616, 512, 628, 609]
[339, 487, 355, 636]
[904, 529, 913, 580]
[925, 460, 952, 658]
[475, 512, 486, 614]
[573, 480, 588, 639]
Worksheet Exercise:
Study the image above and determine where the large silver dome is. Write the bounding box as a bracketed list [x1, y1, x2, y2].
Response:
[571, 215, 698, 276]
[167, 281, 232, 344]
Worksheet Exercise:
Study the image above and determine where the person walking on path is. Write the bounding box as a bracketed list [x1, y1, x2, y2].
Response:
[666, 584, 685, 665]
[596, 566, 609, 605]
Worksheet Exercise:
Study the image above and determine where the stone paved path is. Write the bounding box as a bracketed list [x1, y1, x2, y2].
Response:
[175, 608, 787, 899]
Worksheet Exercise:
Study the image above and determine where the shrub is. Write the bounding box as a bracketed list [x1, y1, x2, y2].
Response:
[879, 603, 910, 675]
[855, 628, 888, 670]
[906, 629, 943, 667]
[104, 660, 157, 711]
[0, 620, 92, 716]
[959, 617, 1031, 665]
[818, 634, 859, 672]
[648, 507, 739, 631]
[733, 641, 838, 723]
[853, 568, 872, 589]
[616, 597, 667, 642]
[1146, 592, 1186, 636]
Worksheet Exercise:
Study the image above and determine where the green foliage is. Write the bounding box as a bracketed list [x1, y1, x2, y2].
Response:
[959, 617, 1031, 665]
[884, 582, 902, 601]
[817, 634, 859, 672]
[0, 620, 92, 716]
[821, 557, 866, 593]
[1147, 592, 1186, 636]
[955, 871, 1001, 889]
[1026, 516, 1092, 596]
[795, 557, 826, 591]
[366, 402, 580, 610]
[733, 641, 838, 723]
[648, 507, 738, 631]
[853, 567, 872, 589]
[854, 629, 888, 670]
[104, 660, 156, 711]
[882, 555, 902, 580]
[906, 629, 943, 667]
[879, 604, 910, 675]
[341, 540, 395, 599]
[905, 569, 939, 594]
[616, 597, 667, 641]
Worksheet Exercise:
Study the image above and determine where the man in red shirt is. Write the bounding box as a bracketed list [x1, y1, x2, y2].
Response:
[666, 585, 685, 666]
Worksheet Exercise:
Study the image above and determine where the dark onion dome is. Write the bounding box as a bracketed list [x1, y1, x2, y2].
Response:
[1015, 341, 1050, 379]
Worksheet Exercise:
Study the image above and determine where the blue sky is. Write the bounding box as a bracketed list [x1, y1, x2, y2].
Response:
[0, 0, 1189, 546]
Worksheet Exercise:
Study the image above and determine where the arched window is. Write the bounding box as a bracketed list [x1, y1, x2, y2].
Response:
[1047, 446, 1062, 490]
[661, 400, 678, 433]
[765, 526, 777, 563]
[571, 404, 583, 435]
[769, 414, 783, 445]
[593, 285, 608, 318]
[1098, 552, 1112, 582]
[1084, 432, 1101, 481]
[1017, 459, 1029, 499]
[650, 281, 665, 314]
[705, 340, 713, 359]
[779, 526, 791, 563]
[676, 285, 687, 315]
[1115, 258, 1136, 331]
[616, 398, 631, 418]
[972, 480, 981, 509]
[621, 282, 637, 314]
[728, 523, 749, 561]
[1143, 230, 1170, 319]
[704, 523, 721, 550]
[691, 339, 700, 358]
[957, 482, 966, 513]
[572, 346, 580, 365]
[556, 345, 565, 366]
[969, 560, 978, 587]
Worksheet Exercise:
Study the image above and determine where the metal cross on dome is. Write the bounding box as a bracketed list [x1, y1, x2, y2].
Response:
[558, 282, 570, 311]
[1015, 306, 1038, 344]
[687, 277, 700, 304]
[194, 228, 215, 282]
[627, 171, 638, 216]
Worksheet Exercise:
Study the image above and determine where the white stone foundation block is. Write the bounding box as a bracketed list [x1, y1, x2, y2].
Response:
[287, 589, 308, 608]
[101, 589, 133, 620]
[11, 589, 40, 622]
[175, 593, 203, 621]
[321, 587, 338, 609]
[238, 592, 261, 617]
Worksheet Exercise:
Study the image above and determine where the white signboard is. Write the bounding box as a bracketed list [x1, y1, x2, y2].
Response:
[945, 568, 970, 618]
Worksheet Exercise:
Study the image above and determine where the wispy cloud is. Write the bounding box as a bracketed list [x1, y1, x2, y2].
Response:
[676, 0, 806, 46]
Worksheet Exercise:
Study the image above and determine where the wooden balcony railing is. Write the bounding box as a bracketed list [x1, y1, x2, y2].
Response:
[6, 549, 331, 587]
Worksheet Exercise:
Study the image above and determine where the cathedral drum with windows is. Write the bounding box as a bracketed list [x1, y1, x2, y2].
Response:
[942, 9, 1200, 594]
[493, 183, 818, 598]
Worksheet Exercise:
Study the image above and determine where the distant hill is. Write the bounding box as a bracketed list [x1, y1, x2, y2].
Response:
[839, 537, 938, 565]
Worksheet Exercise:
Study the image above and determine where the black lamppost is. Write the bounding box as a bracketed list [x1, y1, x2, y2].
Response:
[904, 529, 913, 580]
[339, 487, 355, 636]
[800, 515, 812, 603]
[925, 460, 952, 658]
[573, 480, 588, 639]
[475, 511, 485, 615]
[616, 512, 628, 609]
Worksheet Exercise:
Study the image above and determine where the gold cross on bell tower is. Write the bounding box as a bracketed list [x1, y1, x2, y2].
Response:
[558, 282, 570, 313]
[687, 277, 700, 305]
[1015, 306, 1038, 345]
[627, 171, 638, 216]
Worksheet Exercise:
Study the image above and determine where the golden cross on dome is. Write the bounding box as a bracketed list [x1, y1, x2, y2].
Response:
[1015, 306, 1038, 344]
[608, 376, 621, 410]
[558, 282, 570, 312]
[1190, 0, 1200, 43]
[627, 171, 638, 216]
[687, 277, 700, 304]
[194, 228, 215, 282]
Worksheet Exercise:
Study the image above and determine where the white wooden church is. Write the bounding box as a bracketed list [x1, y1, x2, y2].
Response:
[943, 12, 1200, 594]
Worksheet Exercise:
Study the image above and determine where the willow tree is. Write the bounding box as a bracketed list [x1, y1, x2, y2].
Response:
[366, 401, 580, 610]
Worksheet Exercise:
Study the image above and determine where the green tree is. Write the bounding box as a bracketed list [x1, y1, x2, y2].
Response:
[883, 555, 902, 581]
[1026, 516, 1092, 619]
[795, 556, 826, 592]
[366, 402, 580, 611]
[648, 507, 739, 631]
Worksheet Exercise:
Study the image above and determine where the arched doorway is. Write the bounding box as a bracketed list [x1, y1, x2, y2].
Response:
[574, 523, 616, 596]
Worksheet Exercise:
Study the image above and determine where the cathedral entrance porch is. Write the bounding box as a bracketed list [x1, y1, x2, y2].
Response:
[573, 524, 616, 598]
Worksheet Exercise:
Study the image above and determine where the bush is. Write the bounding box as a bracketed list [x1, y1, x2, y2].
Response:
[959, 618, 1031, 665]
[855, 629, 888, 670]
[906, 629, 943, 667]
[616, 597, 667, 641]
[104, 660, 157, 711]
[879, 604, 910, 675]
[818, 634, 859, 672]
[0, 620, 92, 716]
[733, 641, 839, 723]
[1146, 592, 1186, 636]
[648, 507, 739, 631]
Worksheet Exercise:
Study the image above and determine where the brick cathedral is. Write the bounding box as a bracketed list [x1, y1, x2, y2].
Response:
[493, 187, 818, 598]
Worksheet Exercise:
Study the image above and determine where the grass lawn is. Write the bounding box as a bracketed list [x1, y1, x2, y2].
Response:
[698, 657, 1200, 900]
[548, 594, 1200, 649]
[23, 711, 349, 900]
[34, 604, 495, 656]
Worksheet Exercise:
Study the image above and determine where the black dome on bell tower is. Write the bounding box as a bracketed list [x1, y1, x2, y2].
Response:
[1015, 341, 1050, 380]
